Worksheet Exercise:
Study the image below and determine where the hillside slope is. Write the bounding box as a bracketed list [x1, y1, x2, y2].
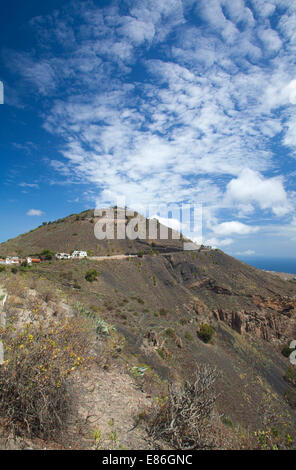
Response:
[23, 248, 296, 435]
[1, 210, 296, 447]
[0, 209, 186, 257]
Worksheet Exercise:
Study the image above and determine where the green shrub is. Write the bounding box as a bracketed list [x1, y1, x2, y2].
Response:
[85, 268, 99, 282]
[221, 416, 233, 428]
[165, 327, 176, 339]
[197, 324, 214, 343]
[11, 267, 18, 274]
[40, 249, 54, 260]
[0, 266, 6, 272]
[159, 308, 168, 316]
[282, 344, 294, 358]
[184, 332, 193, 342]
[157, 349, 166, 360]
[285, 366, 296, 387]
[73, 280, 81, 289]
[285, 389, 296, 409]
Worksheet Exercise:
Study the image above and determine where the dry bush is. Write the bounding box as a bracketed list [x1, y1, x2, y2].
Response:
[148, 364, 220, 449]
[5, 295, 24, 309]
[5, 277, 27, 299]
[35, 280, 58, 303]
[23, 277, 58, 303]
[251, 395, 295, 450]
[0, 316, 94, 439]
[93, 330, 125, 369]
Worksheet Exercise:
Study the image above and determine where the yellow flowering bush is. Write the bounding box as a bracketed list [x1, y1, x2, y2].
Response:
[0, 316, 93, 439]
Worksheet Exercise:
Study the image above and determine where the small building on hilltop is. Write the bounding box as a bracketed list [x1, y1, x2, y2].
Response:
[5, 257, 20, 265]
[56, 253, 71, 260]
[71, 250, 87, 259]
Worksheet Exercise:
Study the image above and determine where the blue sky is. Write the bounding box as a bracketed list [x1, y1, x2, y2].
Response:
[1, 0, 296, 258]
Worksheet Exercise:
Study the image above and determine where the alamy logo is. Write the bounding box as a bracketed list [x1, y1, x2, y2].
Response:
[0, 81, 3, 104]
[94, 202, 203, 251]
[289, 340, 296, 365]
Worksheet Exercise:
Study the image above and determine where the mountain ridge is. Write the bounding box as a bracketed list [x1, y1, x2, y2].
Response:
[0, 208, 187, 257]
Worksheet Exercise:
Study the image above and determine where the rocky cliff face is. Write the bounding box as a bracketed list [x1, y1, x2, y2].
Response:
[164, 254, 296, 345]
[212, 297, 296, 343]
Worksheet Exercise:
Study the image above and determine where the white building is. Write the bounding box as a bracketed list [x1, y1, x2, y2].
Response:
[56, 253, 71, 260]
[5, 257, 20, 265]
[71, 250, 87, 259]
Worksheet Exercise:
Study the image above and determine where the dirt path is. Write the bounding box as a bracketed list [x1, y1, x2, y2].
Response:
[0, 286, 7, 364]
[88, 251, 191, 262]
[89, 255, 137, 261]
[74, 364, 153, 450]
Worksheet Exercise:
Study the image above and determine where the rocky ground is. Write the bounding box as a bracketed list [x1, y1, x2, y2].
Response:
[0, 244, 296, 449]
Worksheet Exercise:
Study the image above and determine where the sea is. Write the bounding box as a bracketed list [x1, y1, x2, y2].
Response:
[236, 257, 296, 275]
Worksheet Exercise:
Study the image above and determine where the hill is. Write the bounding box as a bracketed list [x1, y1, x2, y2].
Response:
[0, 208, 187, 257]
[0, 209, 296, 449]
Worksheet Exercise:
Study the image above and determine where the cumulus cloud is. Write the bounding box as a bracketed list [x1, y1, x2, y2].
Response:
[27, 209, 43, 216]
[212, 221, 259, 236]
[225, 169, 291, 216]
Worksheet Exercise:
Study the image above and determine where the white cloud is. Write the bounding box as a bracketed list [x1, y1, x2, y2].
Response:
[250, 1, 275, 19]
[262, 78, 296, 112]
[150, 215, 186, 232]
[225, 169, 291, 216]
[257, 27, 282, 53]
[205, 237, 234, 247]
[117, 17, 155, 45]
[27, 209, 43, 216]
[8, 0, 296, 245]
[212, 221, 259, 236]
[9, 53, 57, 95]
[235, 249, 255, 255]
[19, 182, 39, 189]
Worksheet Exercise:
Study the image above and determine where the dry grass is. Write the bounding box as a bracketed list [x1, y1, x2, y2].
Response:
[0, 315, 94, 439]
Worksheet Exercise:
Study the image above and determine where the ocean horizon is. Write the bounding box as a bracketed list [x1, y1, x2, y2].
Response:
[235, 256, 296, 275]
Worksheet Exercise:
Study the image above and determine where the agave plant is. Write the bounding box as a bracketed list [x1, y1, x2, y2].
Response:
[75, 301, 115, 337]
[94, 318, 116, 337]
